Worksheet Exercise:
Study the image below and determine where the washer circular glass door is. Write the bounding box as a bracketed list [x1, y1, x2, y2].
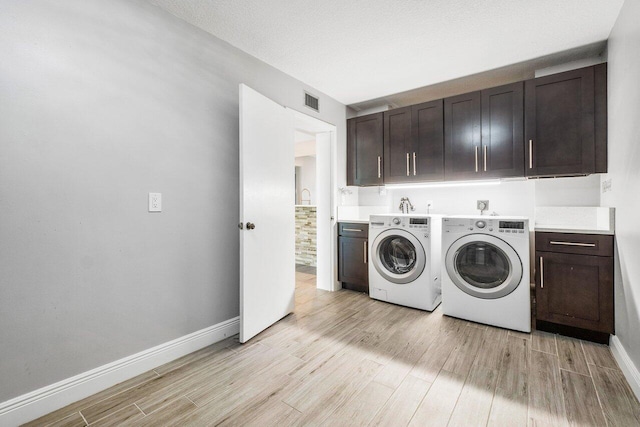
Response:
[371, 229, 426, 284]
[445, 234, 522, 299]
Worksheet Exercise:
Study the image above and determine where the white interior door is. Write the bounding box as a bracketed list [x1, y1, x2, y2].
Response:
[239, 84, 295, 343]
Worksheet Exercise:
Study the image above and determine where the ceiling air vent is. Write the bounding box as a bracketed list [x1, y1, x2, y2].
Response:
[304, 92, 319, 112]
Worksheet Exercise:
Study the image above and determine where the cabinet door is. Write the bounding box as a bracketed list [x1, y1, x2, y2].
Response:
[347, 113, 383, 186]
[383, 107, 412, 183]
[536, 251, 613, 333]
[525, 67, 595, 176]
[444, 91, 481, 180]
[338, 236, 368, 290]
[412, 99, 444, 181]
[481, 82, 524, 178]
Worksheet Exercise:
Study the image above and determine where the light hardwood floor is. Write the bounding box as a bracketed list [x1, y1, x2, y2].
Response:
[25, 271, 640, 426]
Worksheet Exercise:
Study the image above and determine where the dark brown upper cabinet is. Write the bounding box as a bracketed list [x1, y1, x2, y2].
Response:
[347, 113, 384, 186]
[383, 100, 444, 183]
[525, 64, 607, 177]
[444, 91, 481, 180]
[481, 82, 524, 178]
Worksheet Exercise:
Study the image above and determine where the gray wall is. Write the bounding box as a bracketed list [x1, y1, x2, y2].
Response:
[0, 0, 346, 402]
[602, 0, 640, 376]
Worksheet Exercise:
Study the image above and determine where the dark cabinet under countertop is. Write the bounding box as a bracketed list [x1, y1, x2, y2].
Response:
[338, 222, 369, 293]
[535, 231, 614, 343]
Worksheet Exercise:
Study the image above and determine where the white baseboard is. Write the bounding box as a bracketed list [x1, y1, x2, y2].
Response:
[610, 335, 640, 400]
[0, 317, 239, 426]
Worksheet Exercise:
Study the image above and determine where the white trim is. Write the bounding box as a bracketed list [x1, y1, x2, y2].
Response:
[0, 317, 239, 426]
[610, 335, 640, 400]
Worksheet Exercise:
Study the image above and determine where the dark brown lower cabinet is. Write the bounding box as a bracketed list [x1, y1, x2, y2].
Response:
[535, 232, 614, 343]
[338, 222, 369, 293]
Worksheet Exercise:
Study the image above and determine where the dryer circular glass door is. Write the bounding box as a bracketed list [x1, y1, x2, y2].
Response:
[445, 234, 522, 299]
[371, 229, 426, 284]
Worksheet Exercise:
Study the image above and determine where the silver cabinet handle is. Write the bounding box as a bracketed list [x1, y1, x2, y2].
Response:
[475, 146, 479, 172]
[413, 152, 416, 176]
[406, 152, 410, 176]
[550, 241, 596, 247]
[363, 241, 367, 263]
[377, 156, 381, 178]
[483, 146, 487, 172]
[529, 140, 533, 169]
[343, 228, 362, 232]
[540, 256, 544, 289]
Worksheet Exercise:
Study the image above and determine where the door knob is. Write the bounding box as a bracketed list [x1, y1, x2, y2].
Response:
[246, 222, 256, 230]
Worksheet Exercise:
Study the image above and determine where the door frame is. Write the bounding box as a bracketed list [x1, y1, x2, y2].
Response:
[290, 109, 339, 292]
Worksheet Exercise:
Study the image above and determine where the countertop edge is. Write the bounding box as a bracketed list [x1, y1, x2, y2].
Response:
[534, 227, 614, 235]
[337, 219, 369, 224]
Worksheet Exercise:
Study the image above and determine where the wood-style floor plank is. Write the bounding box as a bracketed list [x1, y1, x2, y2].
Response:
[26, 271, 640, 427]
[528, 350, 567, 426]
[448, 366, 499, 427]
[556, 335, 590, 376]
[409, 320, 463, 383]
[408, 369, 465, 426]
[487, 336, 529, 427]
[473, 326, 509, 370]
[560, 369, 607, 427]
[582, 340, 620, 370]
[22, 370, 158, 427]
[531, 330, 557, 355]
[590, 364, 640, 427]
[370, 374, 431, 427]
[442, 325, 485, 377]
[131, 397, 197, 427]
[45, 412, 86, 427]
[182, 374, 298, 426]
[88, 404, 144, 427]
[319, 380, 394, 426]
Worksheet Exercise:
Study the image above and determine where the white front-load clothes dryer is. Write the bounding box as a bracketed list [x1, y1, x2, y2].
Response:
[441, 216, 531, 332]
[368, 214, 442, 311]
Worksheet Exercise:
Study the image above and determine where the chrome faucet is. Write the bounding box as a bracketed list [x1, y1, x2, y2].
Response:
[399, 197, 415, 214]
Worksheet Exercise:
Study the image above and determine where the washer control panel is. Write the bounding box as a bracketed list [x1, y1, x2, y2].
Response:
[369, 215, 430, 230]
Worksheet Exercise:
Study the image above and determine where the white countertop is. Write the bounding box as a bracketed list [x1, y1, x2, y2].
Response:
[534, 207, 615, 235]
[336, 205, 390, 222]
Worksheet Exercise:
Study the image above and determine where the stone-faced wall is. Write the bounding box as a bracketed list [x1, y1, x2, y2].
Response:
[295, 206, 317, 266]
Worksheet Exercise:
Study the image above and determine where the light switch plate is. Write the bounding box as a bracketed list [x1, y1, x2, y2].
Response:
[149, 193, 162, 212]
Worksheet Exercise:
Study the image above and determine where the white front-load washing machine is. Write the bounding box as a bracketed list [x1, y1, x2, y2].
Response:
[441, 216, 531, 332]
[368, 214, 442, 311]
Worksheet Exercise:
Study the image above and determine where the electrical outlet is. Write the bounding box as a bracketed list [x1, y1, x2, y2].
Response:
[149, 193, 162, 212]
[477, 200, 489, 212]
[426, 200, 434, 213]
[602, 179, 612, 193]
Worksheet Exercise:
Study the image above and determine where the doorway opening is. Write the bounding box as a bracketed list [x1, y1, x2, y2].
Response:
[290, 110, 337, 302]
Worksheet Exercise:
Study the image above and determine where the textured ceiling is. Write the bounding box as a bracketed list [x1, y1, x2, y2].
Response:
[149, 0, 623, 106]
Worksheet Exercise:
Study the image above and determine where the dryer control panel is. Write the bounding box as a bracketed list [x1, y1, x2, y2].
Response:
[443, 217, 528, 236]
